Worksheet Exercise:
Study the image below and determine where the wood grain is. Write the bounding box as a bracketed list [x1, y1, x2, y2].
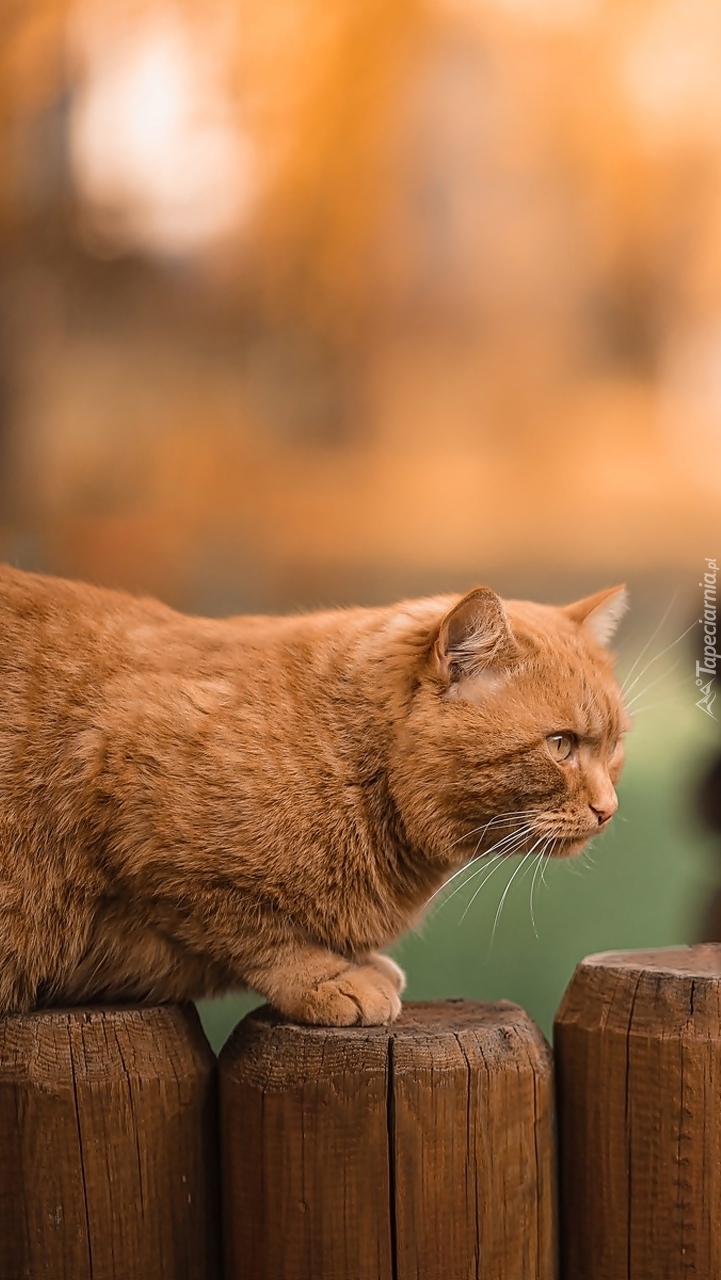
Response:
[0, 1003, 219, 1280]
[220, 998, 557, 1280]
[555, 944, 721, 1280]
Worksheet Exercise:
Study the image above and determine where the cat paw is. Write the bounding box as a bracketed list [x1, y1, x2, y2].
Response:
[366, 952, 406, 994]
[289, 963, 403, 1027]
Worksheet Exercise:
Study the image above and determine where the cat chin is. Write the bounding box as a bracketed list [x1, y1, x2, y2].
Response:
[553, 835, 595, 858]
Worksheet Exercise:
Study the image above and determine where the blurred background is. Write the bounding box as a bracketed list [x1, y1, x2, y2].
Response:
[2, 0, 720, 1048]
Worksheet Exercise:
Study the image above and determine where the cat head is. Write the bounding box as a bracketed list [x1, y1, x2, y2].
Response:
[392, 585, 629, 865]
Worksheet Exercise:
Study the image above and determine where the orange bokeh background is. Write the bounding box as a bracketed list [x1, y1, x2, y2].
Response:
[1, 0, 720, 612]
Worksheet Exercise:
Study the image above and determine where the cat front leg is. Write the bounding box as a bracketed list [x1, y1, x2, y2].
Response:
[244, 943, 404, 1026]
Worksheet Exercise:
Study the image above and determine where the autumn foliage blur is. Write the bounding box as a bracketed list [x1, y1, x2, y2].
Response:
[1, 0, 721, 612]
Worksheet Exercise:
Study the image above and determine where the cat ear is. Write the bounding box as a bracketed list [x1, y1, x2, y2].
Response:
[564, 585, 628, 647]
[435, 587, 518, 682]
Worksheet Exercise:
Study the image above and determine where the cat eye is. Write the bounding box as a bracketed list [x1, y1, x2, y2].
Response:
[546, 732, 575, 762]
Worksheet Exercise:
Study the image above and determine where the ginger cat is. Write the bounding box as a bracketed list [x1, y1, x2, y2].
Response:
[0, 566, 628, 1025]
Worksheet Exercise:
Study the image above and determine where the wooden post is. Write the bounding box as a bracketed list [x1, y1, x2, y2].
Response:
[555, 944, 721, 1280]
[219, 999, 557, 1280]
[0, 1004, 219, 1280]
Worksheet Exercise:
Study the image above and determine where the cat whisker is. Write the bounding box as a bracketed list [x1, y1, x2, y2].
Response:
[528, 856, 540, 917]
[489, 843, 544, 941]
[623, 657, 682, 712]
[465, 815, 538, 861]
[457, 852, 512, 924]
[477, 820, 539, 857]
[448, 809, 540, 851]
[480, 822, 539, 859]
[540, 851, 550, 888]
[465, 814, 546, 871]
[625, 675, 694, 715]
[620, 594, 678, 694]
[455, 854, 509, 920]
[629, 698, 684, 717]
[476, 829, 554, 939]
[465, 820, 537, 871]
[621, 618, 698, 702]
[465, 819, 539, 861]
[425, 858, 482, 908]
[426, 822, 537, 912]
[528, 836, 555, 937]
[564, 845, 596, 876]
[570, 846, 595, 876]
[452, 825, 538, 920]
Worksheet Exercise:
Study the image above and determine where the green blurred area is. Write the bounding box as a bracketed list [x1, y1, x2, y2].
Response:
[198, 670, 721, 1053]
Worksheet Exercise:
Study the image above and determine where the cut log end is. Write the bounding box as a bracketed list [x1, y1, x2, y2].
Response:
[555, 944, 721, 1280]
[220, 998, 557, 1280]
[0, 1003, 220, 1280]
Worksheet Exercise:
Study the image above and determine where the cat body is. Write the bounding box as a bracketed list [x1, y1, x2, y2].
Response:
[0, 566, 628, 1024]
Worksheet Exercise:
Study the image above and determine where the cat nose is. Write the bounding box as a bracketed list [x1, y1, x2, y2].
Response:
[590, 796, 617, 826]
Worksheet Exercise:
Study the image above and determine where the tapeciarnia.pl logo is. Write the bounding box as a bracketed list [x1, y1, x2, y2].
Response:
[697, 557, 718, 719]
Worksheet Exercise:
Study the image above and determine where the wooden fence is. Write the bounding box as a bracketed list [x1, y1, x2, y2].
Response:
[0, 943, 719, 1279]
